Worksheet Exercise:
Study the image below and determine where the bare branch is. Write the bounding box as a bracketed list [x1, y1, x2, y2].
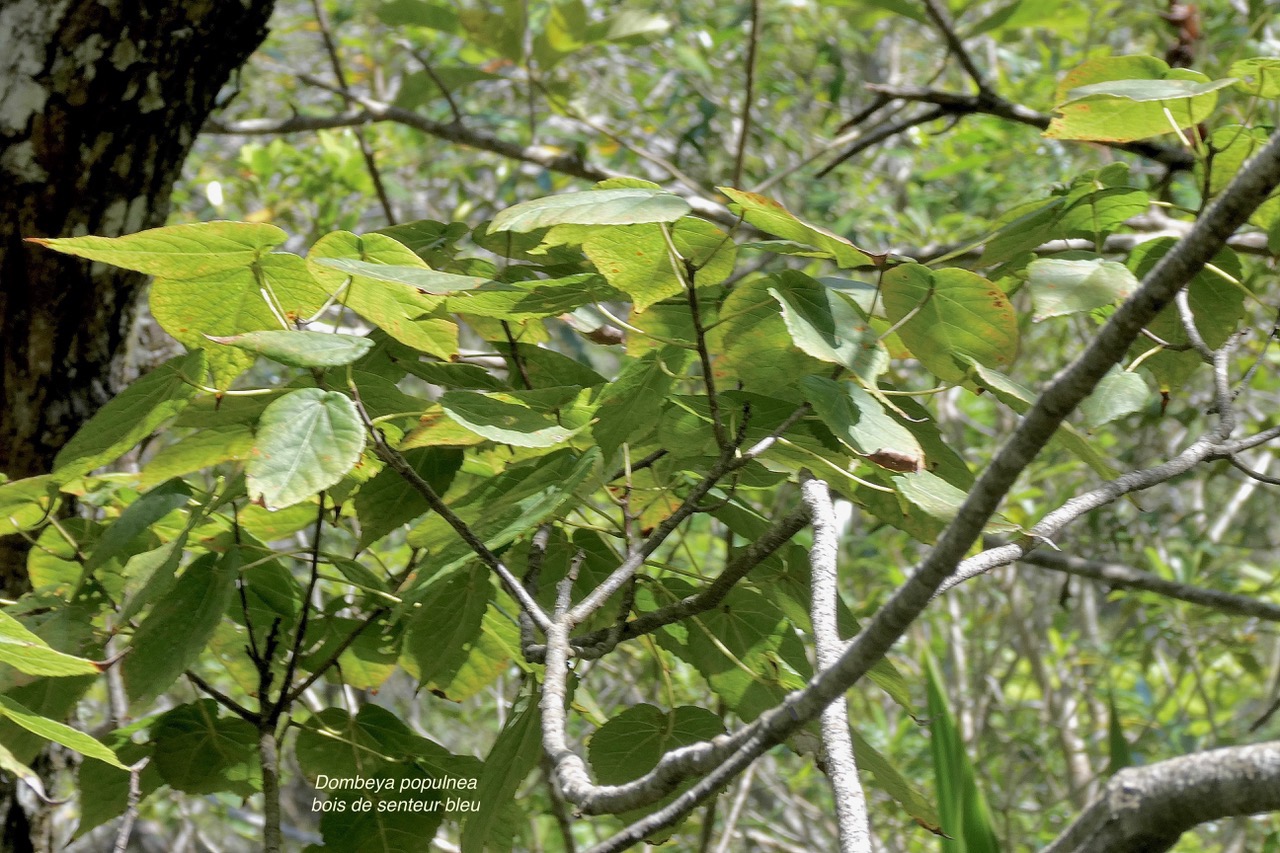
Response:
[801, 477, 871, 853]
[352, 391, 554, 632]
[1042, 740, 1280, 853]
[308, 0, 396, 224]
[920, 0, 991, 95]
[524, 503, 810, 662]
[204, 95, 737, 226]
[732, 0, 762, 187]
[1018, 550, 1280, 623]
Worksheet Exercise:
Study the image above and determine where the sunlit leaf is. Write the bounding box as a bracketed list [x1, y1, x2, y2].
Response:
[720, 188, 875, 268]
[206, 330, 373, 368]
[28, 221, 287, 278]
[246, 388, 366, 510]
[1026, 258, 1138, 321]
[490, 189, 690, 233]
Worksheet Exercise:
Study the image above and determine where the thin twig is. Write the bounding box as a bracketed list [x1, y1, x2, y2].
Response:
[732, 0, 762, 187]
[921, 0, 991, 95]
[273, 495, 327, 720]
[186, 671, 258, 723]
[111, 761, 146, 853]
[309, 0, 397, 223]
[352, 388, 554, 631]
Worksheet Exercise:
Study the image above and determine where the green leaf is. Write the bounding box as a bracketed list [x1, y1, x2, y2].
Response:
[710, 273, 827, 393]
[581, 218, 735, 312]
[720, 188, 875, 268]
[406, 448, 601, 577]
[881, 265, 1018, 382]
[1231, 58, 1280, 99]
[1026, 258, 1138, 321]
[770, 274, 886, 380]
[439, 389, 582, 447]
[0, 612, 100, 677]
[446, 273, 619, 320]
[926, 656, 1001, 853]
[0, 694, 126, 769]
[83, 478, 191, 575]
[137, 422, 256, 489]
[307, 231, 458, 359]
[53, 351, 206, 481]
[894, 470, 1018, 533]
[149, 253, 331, 385]
[1064, 77, 1236, 103]
[404, 565, 491, 690]
[355, 447, 463, 549]
[1126, 239, 1245, 389]
[1107, 693, 1133, 774]
[246, 388, 367, 510]
[799, 376, 925, 469]
[460, 696, 541, 853]
[968, 363, 1116, 479]
[74, 717, 165, 839]
[151, 700, 259, 795]
[28, 221, 287, 278]
[313, 257, 493, 294]
[0, 476, 59, 537]
[122, 551, 237, 704]
[431, 604, 522, 702]
[849, 729, 941, 834]
[588, 704, 724, 784]
[592, 350, 680, 461]
[489, 189, 691, 232]
[207, 330, 373, 368]
[1080, 369, 1150, 429]
[0, 742, 45, 801]
[1046, 57, 1224, 142]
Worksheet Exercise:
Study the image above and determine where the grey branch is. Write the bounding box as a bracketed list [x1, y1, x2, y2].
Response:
[801, 477, 871, 853]
[584, 121, 1280, 853]
[1042, 740, 1280, 853]
[1017, 550, 1280, 623]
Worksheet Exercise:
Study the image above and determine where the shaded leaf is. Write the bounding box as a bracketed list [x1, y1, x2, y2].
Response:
[151, 700, 258, 795]
[53, 351, 206, 481]
[123, 551, 237, 703]
[588, 704, 724, 784]
[881, 265, 1018, 382]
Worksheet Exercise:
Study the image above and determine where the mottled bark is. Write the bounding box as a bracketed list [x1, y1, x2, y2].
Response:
[0, 1, 276, 848]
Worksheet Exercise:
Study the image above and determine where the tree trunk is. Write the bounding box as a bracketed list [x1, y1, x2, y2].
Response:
[0, 1, 276, 848]
[0, 0, 275, 589]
